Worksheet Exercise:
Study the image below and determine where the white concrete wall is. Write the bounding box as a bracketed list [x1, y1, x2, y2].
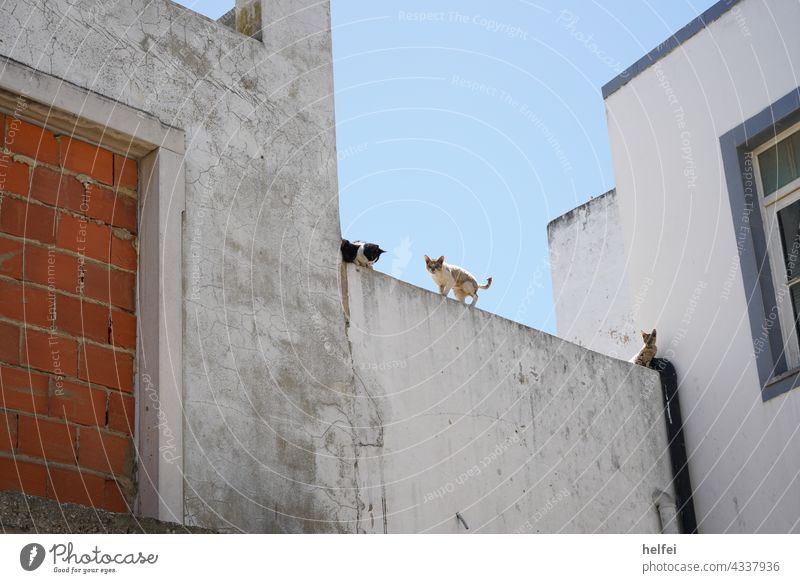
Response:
[2, 0, 675, 533]
[605, 0, 800, 532]
[346, 265, 671, 533]
[548, 190, 638, 359]
[0, 0, 374, 532]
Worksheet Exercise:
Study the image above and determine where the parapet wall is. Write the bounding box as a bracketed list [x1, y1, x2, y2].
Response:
[346, 264, 672, 533]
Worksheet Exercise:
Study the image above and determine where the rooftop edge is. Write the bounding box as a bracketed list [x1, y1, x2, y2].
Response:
[547, 188, 616, 233]
[601, 0, 742, 99]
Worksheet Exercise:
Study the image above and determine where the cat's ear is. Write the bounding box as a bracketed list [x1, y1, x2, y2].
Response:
[437, 256, 445, 264]
[378, 248, 387, 255]
[424, 255, 430, 263]
[641, 330, 648, 339]
[651, 329, 657, 338]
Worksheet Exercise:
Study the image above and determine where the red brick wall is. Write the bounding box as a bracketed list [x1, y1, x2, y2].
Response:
[0, 110, 138, 512]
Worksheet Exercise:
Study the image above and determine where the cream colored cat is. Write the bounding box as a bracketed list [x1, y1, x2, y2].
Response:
[424, 255, 492, 307]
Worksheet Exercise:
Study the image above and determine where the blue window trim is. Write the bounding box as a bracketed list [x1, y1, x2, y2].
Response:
[720, 87, 800, 401]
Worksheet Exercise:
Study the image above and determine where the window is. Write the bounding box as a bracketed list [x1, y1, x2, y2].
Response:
[721, 87, 800, 399]
[755, 122, 800, 370]
[758, 130, 800, 196]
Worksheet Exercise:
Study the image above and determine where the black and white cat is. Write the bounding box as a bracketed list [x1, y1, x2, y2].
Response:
[341, 239, 386, 269]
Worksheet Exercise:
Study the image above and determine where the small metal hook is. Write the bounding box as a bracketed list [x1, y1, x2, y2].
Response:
[456, 512, 470, 530]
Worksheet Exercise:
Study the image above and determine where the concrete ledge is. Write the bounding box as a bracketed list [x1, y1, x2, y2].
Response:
[0, 57, 184, 156]
[0, 492, 214, 534]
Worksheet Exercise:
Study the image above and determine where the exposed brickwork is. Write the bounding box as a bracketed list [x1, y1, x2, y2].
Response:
[0, 458, 47, 497]
[0, 108, 138, 513]
[0, 235, 23, 278]
[78, 343, 134, 393]
[5, 117, 59, 165]
[0, 194, 59, 244]
[47, 466, 106, 508]
[77, 427, 134, 475]
[87, 185, 138, 234]
[59, 137, 114, 186]
[0, 365, 49, 414]
[113, 154, 138, 191]
[106, 392, 135, 435]
[0, 411, 16, 452]
[0, 321, 19, 364]
[49, 380, 107, 426]
[16, 414, 77, 464]
[0, 155, 29, 197]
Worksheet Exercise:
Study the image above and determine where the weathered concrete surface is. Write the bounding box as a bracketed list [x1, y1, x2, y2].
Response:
[604, 0, 800, 532]
[0, 492, 213, 534]
[548, 189, 638, 359]
[346, 264, 672, 533]
[1, 0, 673, 533]
[0, 0, 374, 533]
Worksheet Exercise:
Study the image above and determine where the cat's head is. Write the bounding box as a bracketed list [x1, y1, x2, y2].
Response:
[363, 243, 386, 262]
[424, 255, 445, 273]
[641, 329, 657, 345]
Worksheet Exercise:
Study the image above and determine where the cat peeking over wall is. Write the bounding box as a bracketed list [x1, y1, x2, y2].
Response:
[631, 329, 657, 368]
[341, 239, 386, 269]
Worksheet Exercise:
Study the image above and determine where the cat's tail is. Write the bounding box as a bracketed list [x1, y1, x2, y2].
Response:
[478, 277, 492, 289]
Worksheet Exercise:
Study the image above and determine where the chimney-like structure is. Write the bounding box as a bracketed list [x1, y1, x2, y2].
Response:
[235, 0, 263, 40]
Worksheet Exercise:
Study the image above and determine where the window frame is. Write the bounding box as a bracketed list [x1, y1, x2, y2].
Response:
[753, 122, 800, 370]
[0, 59, 187, 522]
[753, 118, 800, 204]
[720, 86, 800, 401]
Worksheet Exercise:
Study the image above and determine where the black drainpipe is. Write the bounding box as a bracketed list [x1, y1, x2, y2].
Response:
[652, 358, 698, 534]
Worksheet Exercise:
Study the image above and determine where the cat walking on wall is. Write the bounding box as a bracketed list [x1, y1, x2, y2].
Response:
[424, 255, 492, 307]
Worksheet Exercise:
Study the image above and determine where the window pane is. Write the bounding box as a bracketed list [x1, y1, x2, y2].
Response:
[790, 283, 800, 342]
[759, 131, 800, 196]
[778, 201, 800, 280]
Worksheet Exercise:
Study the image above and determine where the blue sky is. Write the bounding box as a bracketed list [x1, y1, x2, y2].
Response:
[176, 0, 716, 333]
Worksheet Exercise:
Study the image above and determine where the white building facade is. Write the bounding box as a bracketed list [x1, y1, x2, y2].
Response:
[551, 0, 800, 533]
